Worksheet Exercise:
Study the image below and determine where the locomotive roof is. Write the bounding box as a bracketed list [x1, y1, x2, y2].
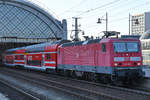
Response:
[61, 38, 139, 47]
[61, 39, 101, 47]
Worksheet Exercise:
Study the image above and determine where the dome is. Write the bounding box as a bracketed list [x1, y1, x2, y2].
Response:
[0, 0, 67, 40]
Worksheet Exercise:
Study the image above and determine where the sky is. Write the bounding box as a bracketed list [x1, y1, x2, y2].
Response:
[29, 0, 150, 39]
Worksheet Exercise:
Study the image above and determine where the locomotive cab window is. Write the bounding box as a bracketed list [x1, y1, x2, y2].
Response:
[46, 54, 51, 60]
[113, 42, 139, 52]
[102, 43, 106, 52]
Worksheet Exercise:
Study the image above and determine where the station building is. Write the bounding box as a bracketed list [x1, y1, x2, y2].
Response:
[0, 0, 67, 43]
[0, 0, 68, 61]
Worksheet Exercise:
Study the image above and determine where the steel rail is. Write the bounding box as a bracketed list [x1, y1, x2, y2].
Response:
[0, 79, 40, 100]
[0, 68, 121, 100]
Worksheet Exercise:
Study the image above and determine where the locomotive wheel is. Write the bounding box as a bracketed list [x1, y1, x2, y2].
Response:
[89, 73, 97, 81]
[96, 74, 110, 84]
[56, 69, 64, 76]
[83, 72, 96, 81]
[70, 71, 77, 78]
[75, 71, 84, 78]
[64, 70, 71, 77]
[46, 69, 56, 74]
[101, 75, 109, 84]
[83, 72, 88, 80]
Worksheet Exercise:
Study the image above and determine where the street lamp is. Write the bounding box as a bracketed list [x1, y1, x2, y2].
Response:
[97, 12, 108, 33]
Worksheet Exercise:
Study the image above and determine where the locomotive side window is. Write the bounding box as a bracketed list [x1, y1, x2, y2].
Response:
[46, 54, 51, 60]
[102, 43, 106, 52]
[58, 48, 60, 54]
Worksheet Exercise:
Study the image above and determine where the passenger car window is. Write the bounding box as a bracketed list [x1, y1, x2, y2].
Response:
[46, 54, 51, 60]
[15, 55, 18, 59]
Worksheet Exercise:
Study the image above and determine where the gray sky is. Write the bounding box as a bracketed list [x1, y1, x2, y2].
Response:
[29, 0, 150, 38]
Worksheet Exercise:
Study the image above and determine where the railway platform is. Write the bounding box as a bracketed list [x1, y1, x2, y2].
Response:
[0, 93, 9, 100]
[143, 66, 150, 78]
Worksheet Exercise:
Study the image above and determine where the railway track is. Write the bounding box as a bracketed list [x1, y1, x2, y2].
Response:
[30, 69, 150, 98]
[0, 67, 120, 100]
[1, 67, 150, 100]
[0, 79, 40, 100]
[38, 70, 150, 97]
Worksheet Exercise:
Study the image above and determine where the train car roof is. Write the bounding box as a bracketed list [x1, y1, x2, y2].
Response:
[25, 40, 70, 53]
[5, 47, 26, 54]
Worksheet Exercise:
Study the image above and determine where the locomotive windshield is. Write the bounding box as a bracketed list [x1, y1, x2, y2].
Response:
[114, 42, 139, 52]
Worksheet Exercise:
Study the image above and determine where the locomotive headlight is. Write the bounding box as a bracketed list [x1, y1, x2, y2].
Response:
[114, 63, 118, 66]
[137, 62, 141, 66]
[130, 57, 141, 61]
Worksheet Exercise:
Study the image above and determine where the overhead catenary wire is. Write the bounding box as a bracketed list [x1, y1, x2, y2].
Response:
[65, 0, 150, 39]
[109, 0, 150, 17]
[84, 16, 128, 31]
[77, 0, 147, 20]
[76, 0, 121, 16]
[78, 0, 146, 20]
[79, 0, 132, 19]
[81, 0, 150, 31]
[65, 0, 124, 20]
[66, 0, 122, 20]
[59, 0, 89, 15]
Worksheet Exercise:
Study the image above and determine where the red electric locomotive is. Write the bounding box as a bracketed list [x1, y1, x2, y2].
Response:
[3, 34, 145, 83]
[57, 38, 144, 82]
